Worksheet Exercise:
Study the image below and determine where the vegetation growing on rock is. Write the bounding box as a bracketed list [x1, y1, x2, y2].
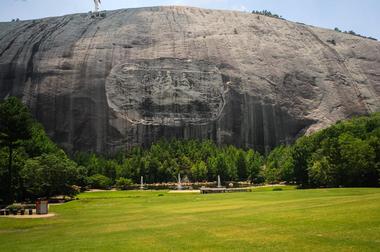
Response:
[334, 27, 377, 40]
[251, 10, 283, 19]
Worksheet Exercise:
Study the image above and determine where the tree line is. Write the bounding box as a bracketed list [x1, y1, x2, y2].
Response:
[264, 113, 380, 187]
[251, 9, 377, 41]
[251, 10, 283, 19]
[334, 27, 377, 41]
[73, 139, 264, 187]
[1, 97, 379, 204]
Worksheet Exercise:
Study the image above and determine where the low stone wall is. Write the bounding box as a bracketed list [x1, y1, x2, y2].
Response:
[200, 187, 251, 194]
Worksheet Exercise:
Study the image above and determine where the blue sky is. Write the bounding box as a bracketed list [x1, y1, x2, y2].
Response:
[1, 0, 379, 39]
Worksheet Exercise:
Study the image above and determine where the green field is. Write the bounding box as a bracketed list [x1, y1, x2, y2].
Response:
[1, 188, 380, 251]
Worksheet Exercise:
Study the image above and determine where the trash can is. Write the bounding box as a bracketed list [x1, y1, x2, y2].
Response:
[36, 200, 48, 215]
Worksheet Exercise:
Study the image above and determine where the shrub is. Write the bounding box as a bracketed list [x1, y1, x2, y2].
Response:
[272, 187, 283, 191]
[327, 39, 336, 45]
[6, 204, 23, 211]
[115, 177, 133, 190]
[88, 174, 112, 189]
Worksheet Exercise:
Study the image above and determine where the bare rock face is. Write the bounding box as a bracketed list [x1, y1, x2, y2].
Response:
[0, 6, 379, 153]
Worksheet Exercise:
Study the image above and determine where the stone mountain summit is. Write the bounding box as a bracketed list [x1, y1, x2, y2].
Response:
[0, 6, 379, 153]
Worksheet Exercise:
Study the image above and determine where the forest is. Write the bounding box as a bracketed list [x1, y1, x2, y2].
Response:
[1, 97, 379, 204]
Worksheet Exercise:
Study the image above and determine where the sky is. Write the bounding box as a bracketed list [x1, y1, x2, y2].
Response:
[0, 0, 379, 39]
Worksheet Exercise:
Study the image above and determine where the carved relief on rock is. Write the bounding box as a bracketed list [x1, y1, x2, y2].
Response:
[106, 58, 227, 126]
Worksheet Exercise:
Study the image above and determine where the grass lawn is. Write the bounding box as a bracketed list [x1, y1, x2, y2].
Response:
[1, 187, 380, 251]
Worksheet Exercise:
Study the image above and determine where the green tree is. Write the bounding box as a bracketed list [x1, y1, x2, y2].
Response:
[246, 150, 264, 183]
[21, 151, 81, 199]
[191, 161, 208, 181]
[103, 160, 119, 182]
[179, 155, 193, 178]
[0, 97, 33, 203]
[288, 113, 380, 188]
[86, 154, 102, 176]
[23, 122, 58, 157]
[117, 159, 133, 179]
[265, 146, 294, 183]
[292, 137, 314, 187]
[338, 133, 377, 186]
[236, 150, 247, 181]
[144, 156, 161, 183]
[214, 154, 228, 181]
[308, 156, 335, 187]
[263, 165, 278, 184]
